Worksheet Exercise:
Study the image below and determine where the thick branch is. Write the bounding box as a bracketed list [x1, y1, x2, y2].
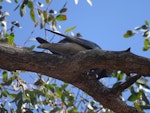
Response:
[0, 43, 149, 113]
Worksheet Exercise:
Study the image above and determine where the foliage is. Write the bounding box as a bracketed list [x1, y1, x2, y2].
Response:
[124, 20, 150, 51]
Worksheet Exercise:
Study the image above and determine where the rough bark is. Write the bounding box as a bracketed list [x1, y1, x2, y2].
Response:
[0, 43, 149, 113]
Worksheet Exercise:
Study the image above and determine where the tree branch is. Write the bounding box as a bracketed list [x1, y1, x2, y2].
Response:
[112, 74, 142, 96]
[0, 43, 149, 113]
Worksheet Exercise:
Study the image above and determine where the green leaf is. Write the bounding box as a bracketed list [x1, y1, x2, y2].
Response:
[28, 1, 33, 9]
[143, 39, 150, 51]
[2, 90, 9, 97]
[48, 15, 55, 22]
[30, 8, 36, 22]
[145, 20, 149, 26]
[2, 71, 8, 82]
[11, 92, 22, 103]
[46, 0, 50, 4]
[123, 30, 135, 38]
[56, 14, 67, 21]
[65, 26, 76, 33]
[134, 101, 141, 110]
[61, 83, 68, 90]
[56, 87, 62, 98]
[2, 75, 17, 86]
[25, 90, 37, 105]
[9, 93, 17, 99]
[7, 33, 14, 45]
[44, 84, 55, 93]
[128, 92, 141, 101]
[14, 0, 18, 3]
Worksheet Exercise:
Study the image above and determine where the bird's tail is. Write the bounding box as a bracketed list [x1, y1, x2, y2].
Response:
[45, 29, 69, 38]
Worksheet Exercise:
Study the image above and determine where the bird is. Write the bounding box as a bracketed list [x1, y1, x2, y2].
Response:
[36, 29, 111, 79]
[36, 29, 101, 55]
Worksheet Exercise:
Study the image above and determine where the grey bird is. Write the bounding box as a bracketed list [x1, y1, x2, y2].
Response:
[36, 29, 101, 55]
[36, 29, 111, 79]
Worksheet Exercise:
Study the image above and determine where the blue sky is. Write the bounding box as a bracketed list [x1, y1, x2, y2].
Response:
[1, 0, 150, 112]
[1, 0, 150, 57]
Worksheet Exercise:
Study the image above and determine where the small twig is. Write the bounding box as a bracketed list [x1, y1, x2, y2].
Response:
[112, 74, 141, 95]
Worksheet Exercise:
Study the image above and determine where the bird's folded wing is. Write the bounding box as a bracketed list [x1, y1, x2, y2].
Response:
[37, 42, 86, 55]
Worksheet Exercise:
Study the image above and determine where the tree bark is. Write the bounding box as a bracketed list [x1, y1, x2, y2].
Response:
[0, 43, 149, 113]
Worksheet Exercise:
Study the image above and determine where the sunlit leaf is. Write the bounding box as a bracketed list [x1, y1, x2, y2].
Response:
[56, 14, 67, 21]
[30, 8, 36, 22]
[7, 33, 14, 45]
[43, 11, 48, 23]
[145, 20, 149, 26]
[46, 0, 50, 4]
[48, 15, 54, 22]
[123, 30, 135, 38]
[2, 90, 9, 97]
[2, 71, 8, 82]
[143, 39, 150, 51]
[44, 84, 55, 93]
[65, 26, 76, 33]
[9, 93, 17, 99]
[2, 75, 17, 86]
[28, 1, 33, 9]
[134, 101, 142, 110]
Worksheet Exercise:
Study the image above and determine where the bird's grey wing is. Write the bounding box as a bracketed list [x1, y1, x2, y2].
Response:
[37, 42, 86, 55]
[45, 29, 101, 49]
